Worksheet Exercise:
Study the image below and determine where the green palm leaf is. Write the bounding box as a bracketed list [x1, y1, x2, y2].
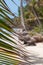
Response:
[0, 0, 31, 65]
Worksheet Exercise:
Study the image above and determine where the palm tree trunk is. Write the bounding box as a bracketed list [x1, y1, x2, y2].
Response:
[20, 0, 26, 30]
[32, 6, 42, 31]
[38, 0, 40, 6]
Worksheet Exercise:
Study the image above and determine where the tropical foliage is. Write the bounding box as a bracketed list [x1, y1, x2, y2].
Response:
[0, 0, 31, 65]
[18, 0, 43, 32]
[0, 0, 43, 65]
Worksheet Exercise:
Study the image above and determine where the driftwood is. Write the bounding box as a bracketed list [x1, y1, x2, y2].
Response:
[18, 32, 43, 46]
[33, 34, 43, 42]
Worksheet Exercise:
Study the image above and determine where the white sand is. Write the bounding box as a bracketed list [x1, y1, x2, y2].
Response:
[25, 43, 43, 65]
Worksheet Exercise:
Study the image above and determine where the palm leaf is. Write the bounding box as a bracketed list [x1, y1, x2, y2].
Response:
[0, 0, 31, 65]
[0, 0, 15, 16]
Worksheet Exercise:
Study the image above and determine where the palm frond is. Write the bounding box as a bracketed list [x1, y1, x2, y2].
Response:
[0, 0, 31, 64]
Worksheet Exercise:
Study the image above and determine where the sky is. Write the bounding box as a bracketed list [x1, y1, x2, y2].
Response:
[4, 0, 20, 17]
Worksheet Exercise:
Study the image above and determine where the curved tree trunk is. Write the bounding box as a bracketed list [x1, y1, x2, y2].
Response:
[20, 0, 26, 30]
[31, 6, 42, 31]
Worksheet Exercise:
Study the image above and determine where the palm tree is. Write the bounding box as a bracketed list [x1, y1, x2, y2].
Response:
[20, 0, 31, 31]
[20, 0, 26, 30]
[23, 0, 42, 32]
[0, 0, 31, 65]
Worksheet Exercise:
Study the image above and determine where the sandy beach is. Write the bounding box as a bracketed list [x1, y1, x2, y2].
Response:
[25, 43, 43, 65]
